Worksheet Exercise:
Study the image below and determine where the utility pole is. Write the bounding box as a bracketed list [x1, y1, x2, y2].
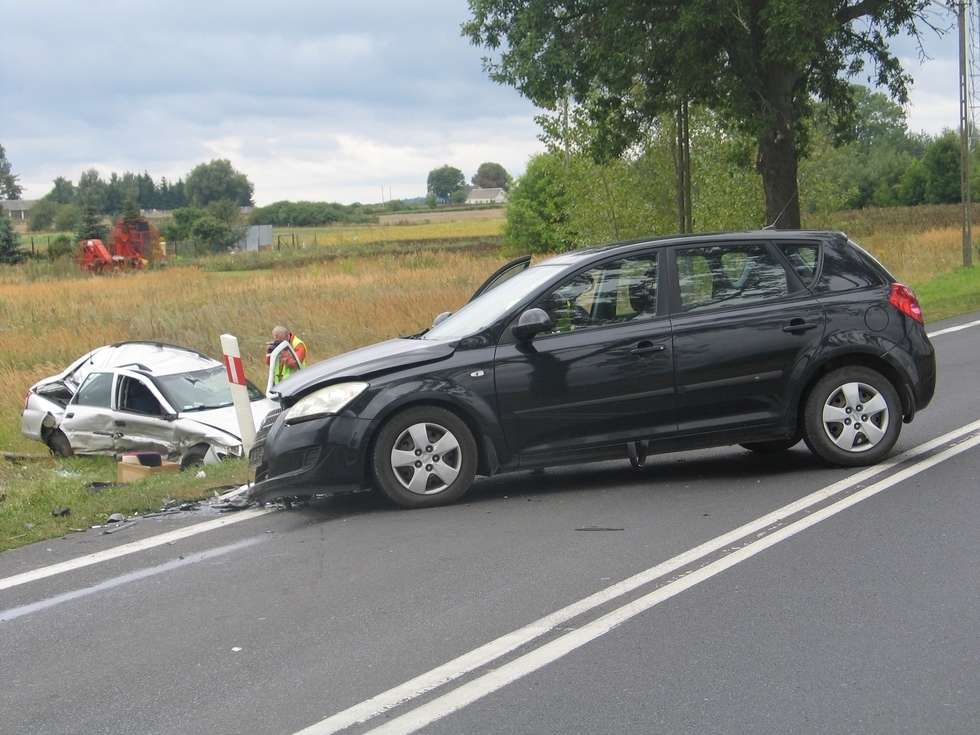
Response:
[959, 0, 974, 266]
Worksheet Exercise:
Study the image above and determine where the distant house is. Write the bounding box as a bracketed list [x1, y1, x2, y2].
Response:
[1, 199, 37, 222]
[466, 187, 508, 205]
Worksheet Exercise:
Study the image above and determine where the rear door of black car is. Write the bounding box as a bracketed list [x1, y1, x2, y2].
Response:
[668, 239, 826, 435]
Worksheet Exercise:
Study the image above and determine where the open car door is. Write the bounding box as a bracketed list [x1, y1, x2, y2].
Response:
[266, 340, 303, 393]
[468, 255, 531, 302]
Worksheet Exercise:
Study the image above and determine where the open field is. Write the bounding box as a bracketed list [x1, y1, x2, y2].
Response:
[272, 217, 503, 248]
[377, 206, 506, 225]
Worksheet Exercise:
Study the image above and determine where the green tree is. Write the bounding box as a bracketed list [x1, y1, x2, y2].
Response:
[48, 176, 76, 204]
[76, 198, 107, 242]
[184, 159, 254, 207]
[504, 152, 575, 253]
[54, 203, 82, 232]
[426, 165, 466, 201]
[120, 190, 141, 223]
[0, 144, 23, 200]
[471, 162, 512, 190]
[205, 198, 240, 225]
[0, 211, 26, 264]
[76, 169, 108, 213]
[29, 198, 59, 231]
[898, 159, 928, 205]
[189, 214, 240, 253]
[922, 131, 961, 204]
[465, 0, 936, 229]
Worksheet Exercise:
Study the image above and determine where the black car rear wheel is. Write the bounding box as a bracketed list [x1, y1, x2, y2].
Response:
[372, 406, 477, 508]
[46, 429, 73, 458]
[803, 366, 901, 467]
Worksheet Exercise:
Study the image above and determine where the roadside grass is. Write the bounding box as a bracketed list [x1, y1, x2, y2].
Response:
[913, 265, 980, 322]
[0, 456, 249, 553]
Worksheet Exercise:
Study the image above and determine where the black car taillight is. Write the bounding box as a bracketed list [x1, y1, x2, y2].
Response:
[889, 283, 923, 324]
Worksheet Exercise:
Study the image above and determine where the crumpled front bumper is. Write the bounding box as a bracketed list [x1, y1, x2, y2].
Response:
[248, 409, 373, 503]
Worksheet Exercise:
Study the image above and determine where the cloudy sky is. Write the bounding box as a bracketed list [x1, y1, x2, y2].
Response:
[0, 1, 966, 205]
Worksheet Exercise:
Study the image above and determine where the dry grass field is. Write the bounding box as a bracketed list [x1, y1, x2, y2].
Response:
[377, 207, 506, 225]
[0, 250, 503, 454]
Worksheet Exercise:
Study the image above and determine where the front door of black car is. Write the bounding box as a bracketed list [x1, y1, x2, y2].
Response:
[494, 252, 676, 457]
[668, 241, 826, 433]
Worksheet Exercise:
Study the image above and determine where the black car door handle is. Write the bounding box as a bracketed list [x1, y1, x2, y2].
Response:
[114, 420, 126, 427]
[630, 341, 667, 355]
[65, 412, 74, 419]
[782, 319, 819, 334]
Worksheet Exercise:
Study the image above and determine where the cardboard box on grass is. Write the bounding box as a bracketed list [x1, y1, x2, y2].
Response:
[116, 452, 181, 483]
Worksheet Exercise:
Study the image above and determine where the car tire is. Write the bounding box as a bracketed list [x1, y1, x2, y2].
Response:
[47, 429, 73, 458]
[803, 366, 902, 467]
[740, 436, 801, 453]
[372, 406, 477, 508]
[180, 444, 209, 470]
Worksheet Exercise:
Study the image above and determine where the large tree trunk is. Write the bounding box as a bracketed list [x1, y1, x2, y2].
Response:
[756, 68, 802, 229]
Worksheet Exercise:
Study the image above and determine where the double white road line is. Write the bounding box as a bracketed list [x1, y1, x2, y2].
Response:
[295, 417, 980, 735]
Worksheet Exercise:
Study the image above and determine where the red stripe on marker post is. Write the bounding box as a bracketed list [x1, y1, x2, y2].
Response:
[223, 355, 246, 386]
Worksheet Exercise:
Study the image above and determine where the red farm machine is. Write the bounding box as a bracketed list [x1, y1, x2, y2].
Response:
[78, 217, 164, 273]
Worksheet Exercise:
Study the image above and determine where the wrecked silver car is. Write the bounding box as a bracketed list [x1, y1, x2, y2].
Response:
[21, 342, 276, 466]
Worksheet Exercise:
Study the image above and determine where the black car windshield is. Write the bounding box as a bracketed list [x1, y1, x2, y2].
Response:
[156, 366, 263, 412]
[424, 265, 565, 340]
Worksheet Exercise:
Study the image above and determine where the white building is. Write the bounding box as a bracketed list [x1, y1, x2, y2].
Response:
[1, 199, 37, 221]
[466, 187, 508, 205]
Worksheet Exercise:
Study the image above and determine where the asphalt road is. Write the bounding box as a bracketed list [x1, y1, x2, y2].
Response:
[2, 312, 979, 735]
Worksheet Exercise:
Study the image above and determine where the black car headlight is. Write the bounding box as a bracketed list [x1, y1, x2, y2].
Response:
[283, 382, 368, 424]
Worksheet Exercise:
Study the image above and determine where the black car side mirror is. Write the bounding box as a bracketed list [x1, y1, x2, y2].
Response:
[512, 308, 553, 341]
[432, 311, 452, 328]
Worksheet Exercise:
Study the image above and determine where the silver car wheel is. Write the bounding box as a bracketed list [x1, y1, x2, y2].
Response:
[390, 422, 462, 495]
[822, 381, 889, 453]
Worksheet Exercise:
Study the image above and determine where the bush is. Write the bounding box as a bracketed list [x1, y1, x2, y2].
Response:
[53, 203, 81, 233]
[47, 234, 75, 261]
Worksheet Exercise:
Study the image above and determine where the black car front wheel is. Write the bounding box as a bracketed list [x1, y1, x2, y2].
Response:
[372, 406, 477, 508]
[803, 366, 902, 467]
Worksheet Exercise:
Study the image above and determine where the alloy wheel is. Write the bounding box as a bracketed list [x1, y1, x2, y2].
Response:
[821, 381, 889, 453]
[390, 422, 462, 495]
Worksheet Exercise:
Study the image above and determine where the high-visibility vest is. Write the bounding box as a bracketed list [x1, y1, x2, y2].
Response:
[274, 334, 307, 384]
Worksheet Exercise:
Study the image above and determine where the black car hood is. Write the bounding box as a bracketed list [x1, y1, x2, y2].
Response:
[273, 338, 455, 400]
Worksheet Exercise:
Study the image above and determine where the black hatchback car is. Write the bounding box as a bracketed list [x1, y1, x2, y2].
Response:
[249, 231, 935, 508]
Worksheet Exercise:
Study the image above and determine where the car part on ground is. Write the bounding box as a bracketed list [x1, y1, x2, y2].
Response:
[248, 230, 936, 509]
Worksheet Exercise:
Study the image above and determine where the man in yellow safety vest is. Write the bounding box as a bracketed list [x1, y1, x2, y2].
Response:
[265, 325, 307, 384]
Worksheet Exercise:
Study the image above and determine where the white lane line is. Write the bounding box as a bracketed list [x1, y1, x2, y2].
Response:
[0, 537, 263, 623]
[293, 417, 980, 735]
[0, 508, 274, 593]
[363, 431, 980, 735]
[928, 317, 980, 338]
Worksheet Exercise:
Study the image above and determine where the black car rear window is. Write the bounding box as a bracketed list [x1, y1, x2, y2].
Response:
[813, 240, 886, 292]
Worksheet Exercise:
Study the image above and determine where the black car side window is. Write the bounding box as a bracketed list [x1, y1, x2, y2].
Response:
[777, 243, 820, 287]
[676, 243, 789, 312]
[74, 372, 114, 408]
[539, 254, 658, 334]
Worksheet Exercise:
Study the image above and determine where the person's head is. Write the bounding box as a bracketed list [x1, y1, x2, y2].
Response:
[271, 325, 290, 342]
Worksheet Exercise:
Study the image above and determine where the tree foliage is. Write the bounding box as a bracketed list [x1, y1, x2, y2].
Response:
[504, 153, 576, 253]
[464, 0, 936, 229]
[0, 144, 22, 200]
[426, 165, 466, 200]
[471, 162, 512, 190]
[0, 212, 26, 264]
[184, 159, 254, 207]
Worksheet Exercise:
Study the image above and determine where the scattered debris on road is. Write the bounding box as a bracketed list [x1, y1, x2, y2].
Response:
[51, 506, 71, 517]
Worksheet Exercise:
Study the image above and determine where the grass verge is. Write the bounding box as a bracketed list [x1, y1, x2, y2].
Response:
[915, 265, 980, 323]
[0, 456, 249, 553]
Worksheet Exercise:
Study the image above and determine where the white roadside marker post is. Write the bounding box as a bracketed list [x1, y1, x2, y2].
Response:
[220, 334, 256, 456]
